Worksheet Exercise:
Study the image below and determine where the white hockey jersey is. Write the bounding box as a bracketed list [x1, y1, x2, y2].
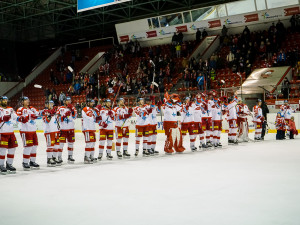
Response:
[149, 104, 160, 125]
[82, 107, 96, 132]
[114, 106, 131, 127]
[211, 104, 222, 121]
[16, 106, 40, 132]
[163, 101, 182, 122]
[280, 105, 295, 120]
[252, 105, 263, 122]
[193, 101, 202, 123]
[134, 105, 150, 126]
[226, 101, 237, 120]
[57, 106, 77, 130]
[181, 103, 194, 123]
[42, 109, 59, 133]
[236, 104, 251, 119]
[0, 107, 18, 134]
[98, 107, 115, 130]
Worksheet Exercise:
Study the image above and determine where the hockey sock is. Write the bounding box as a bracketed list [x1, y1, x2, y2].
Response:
[190, 135, 195, 148]
[147, 135, 152, 150]
[107, 140, 112, 154]
[217, 131, 221, 144]
[67, 143, 74, 156]
[123, 138, 128, 151]
[99, 140, 105, 154]
[58, 143, 64, 157]
[23, 147, 31, 163]
[143, 136, 148, 150]
[46, 148, 53, 159]
[213, 130, 218, 144]
[30, 146, 37, 162]
[116, 138, 122, 152]
[152, 134, 157, 150]
[53, 144, 59, 158]
[232, 128, 238, 141]
[199, 132, 205, 144]
[135, 137, 141, 150]
[90, 142, 95, 158]
[0, 148, 6, 166]
[7, 148, 15, 165]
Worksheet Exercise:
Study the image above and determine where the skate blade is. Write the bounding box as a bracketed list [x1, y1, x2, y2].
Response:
[106, 158, 113, 160]
[0, 171, 7, 175]
[30, 167, 40, 170]
[165, 152, 173, 155]
[84, 162, 93, 164]
[123, 156, 130, 159]
[47, 164, 56, 167]
[7, 170, 16, 174]
[175, 152, 184, 154]
[23, 168, 31, 171]
[117, 157, 123, 160]
[142, 155, 150, 157]
[67, 161, 75, 164]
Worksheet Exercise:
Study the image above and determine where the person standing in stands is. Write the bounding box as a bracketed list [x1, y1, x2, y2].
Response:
[261, 101, 269, 140]
[196, 29, 202, 43]
[281, 77, 290, 99]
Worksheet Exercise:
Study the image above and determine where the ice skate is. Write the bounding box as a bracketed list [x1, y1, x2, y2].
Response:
[98, 153, 103, 161]
[68, 155, 75, 164]
[0, 165, 7, 175]
[217, 143, 222, 148]
[47, 158, 56, 167]
[123, 150, 131, 158]
[206, 141, 212, 148]
[152, 149, 159, 155]
[22, 162, 31, 171]
[56, 157, 63, 166]
[90, 155, 97, 163]
[143, 149, 150, 157]
[191, 147, 197, 152]
[134, 149, 139, 157]
[117, 151, 123, 159]
[30, 161, 40, 169]
[106, 153, 113, 160]
[200, 143, 208, 149]
[84, 156, 93, 164]
[148, 149, 154, 156]
[6, 163, 16, 174]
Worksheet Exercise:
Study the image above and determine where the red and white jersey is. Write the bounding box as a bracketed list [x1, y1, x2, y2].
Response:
[226, 101, 237, 120]
[193, 101, 202, 123]
[207, 100, 215, 118]
[252, 105, 263, 122]
[280, 105, 295, 120]
[163, 101, 182, 122]
[82, 107, 96, 132]
[98, 107, 115, 130]
[57, 106, 77, 130]
[211, 104, 222, 121]
[16, 106, 40, 132]
[236, 104, 251, 119]
[42, 110, 59, 134]
[0, 107, 18, 134]
[134, 105, 150, 126]
[200, 101, 209, 118]
[181, 103, 195, 123]
[148, 104, 160, 125]
[114, 106, 130, 127]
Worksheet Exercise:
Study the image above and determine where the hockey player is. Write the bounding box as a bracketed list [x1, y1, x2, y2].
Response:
[275, 112, 286, 140]
[236, 98, 251, 142]
[162, 92, 185, 154]
[181, 97, 196, 151]
[200, 92, 213, 147]
[194, 95, 206, 149]
[146, 96, 160, 155]
[56, 96, 77, 164]
[133, 98, 151, 157]
[82, 99, 98, 164]
[114, 98, 132, 159]
[252, 99, 263, 141]
[0, 96, 18, 174]
[280, 100, 295, 137]
[211, 98, 223, 148]
[42, 100, 60, 167]
[225, 96, 238, 144]
[97, 99, 115, 160]
[16, 96, 40, 170]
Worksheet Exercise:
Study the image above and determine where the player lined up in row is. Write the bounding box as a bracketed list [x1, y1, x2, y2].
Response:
[0, 92, 296, 174]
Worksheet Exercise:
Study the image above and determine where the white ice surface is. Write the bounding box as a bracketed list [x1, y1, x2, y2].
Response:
[0, 133, 300, 225]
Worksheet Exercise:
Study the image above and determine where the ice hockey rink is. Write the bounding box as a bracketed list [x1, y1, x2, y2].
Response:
[0, 132, 300, 225]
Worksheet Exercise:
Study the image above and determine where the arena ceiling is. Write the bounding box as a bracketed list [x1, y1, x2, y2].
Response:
[0, 0, 236, 42]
